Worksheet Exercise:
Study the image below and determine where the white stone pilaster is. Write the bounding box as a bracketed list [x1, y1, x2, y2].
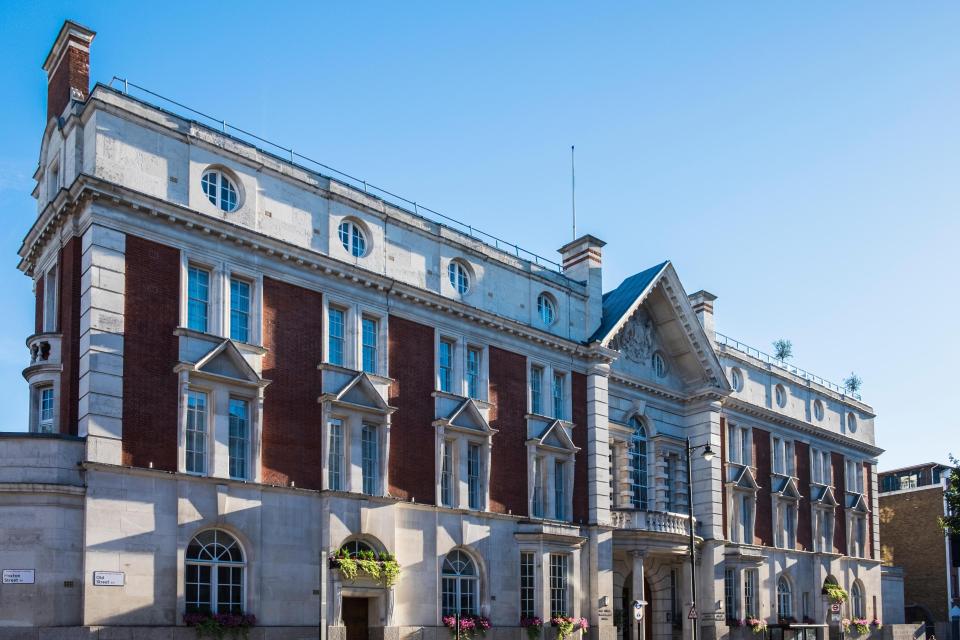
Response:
[587, 363, 611, 524]
[78, 224, 125, 464]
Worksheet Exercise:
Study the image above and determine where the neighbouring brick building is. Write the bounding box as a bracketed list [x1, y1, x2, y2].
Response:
[1, 20, 884, 640]
[879, 463, 958, 638]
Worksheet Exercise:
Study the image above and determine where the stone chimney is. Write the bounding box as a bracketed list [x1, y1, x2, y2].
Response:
[688, 290, 717, 341]
[42, 21, 95, 122]
[559, 234, 605, 339]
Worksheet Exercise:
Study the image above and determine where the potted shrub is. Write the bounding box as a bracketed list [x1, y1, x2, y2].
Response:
[442, 614, 492, 638]
[746, 618, 767, 634]
[521, 617, 544, 640]
[551, 617, 588, 640]
[329, 547, 401, 587]
[183, 612, 257, 640]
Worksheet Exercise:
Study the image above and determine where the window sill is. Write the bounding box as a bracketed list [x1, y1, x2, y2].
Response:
[432, 390, 492, 410]
[318, 361, 394, 385]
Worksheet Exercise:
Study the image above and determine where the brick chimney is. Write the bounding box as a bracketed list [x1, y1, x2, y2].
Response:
[558, 234, 605, 339]
[42, 21, 95, 122]
[688, 290, 717, 342]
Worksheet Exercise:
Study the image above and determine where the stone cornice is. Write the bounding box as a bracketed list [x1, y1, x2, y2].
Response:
[722, 397, 883, 457]
[20, 175, 594, 360]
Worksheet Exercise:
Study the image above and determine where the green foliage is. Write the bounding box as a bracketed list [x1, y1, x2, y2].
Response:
[332, 547, 401, 587]
[844, 373, 863, 394]
[939, 454, 960, 534]
[823, 583, 848, 604]
[773, 339, 793, 361]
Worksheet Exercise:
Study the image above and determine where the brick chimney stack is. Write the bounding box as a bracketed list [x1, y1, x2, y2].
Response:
[558, 234, 606, 339]
[42, 21, 95, 122]
[688, 290, 717, 342]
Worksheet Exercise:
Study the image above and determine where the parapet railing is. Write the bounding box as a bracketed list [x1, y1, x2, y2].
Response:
[714, 332, 862, 401]
[105, 77, 564, 274]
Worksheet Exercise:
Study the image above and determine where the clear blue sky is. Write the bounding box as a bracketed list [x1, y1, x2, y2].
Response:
[1, 2, 956, 470]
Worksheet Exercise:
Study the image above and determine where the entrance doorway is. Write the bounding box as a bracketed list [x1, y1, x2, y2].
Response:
[342, 597, 370, 640]
[621, 578, 653, 640]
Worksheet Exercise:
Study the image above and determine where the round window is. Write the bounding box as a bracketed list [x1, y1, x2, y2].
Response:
[814, 400, 824, 421]
[652, 352, 667, 378]
[338, 220, 367, 258]
[448, 260, 470, 295]
[537, 293, 556, 326]
[848, 412, 857, 433]
[775, 384, 787, 408]
[730, 367, 743, 392]
[201, 169, 239, 212]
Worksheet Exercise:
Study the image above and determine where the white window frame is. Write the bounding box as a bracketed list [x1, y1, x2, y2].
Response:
[33, 384, 57, 434]
[200, 168, 240, 213]
[361, 423, 381, 496]
[434, 332, 489, 401]
[327, 417, 346, 491]
[337, 219, 368, 258]
[727, 423, 753, 466]
[184, 388, 210, 475]
[180, 255, 263, 345]
[743, 568, 759, 618]
[42, 263, 58, 333]
[549, 553, 570, 617]
[228, 276, 253, 344]
[322, 297, 388, 374]
[361, 314, 379, 375]
[227, 396, 251, 481]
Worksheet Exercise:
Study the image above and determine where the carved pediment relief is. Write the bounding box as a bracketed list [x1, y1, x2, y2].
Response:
[609, 307, 657, 365]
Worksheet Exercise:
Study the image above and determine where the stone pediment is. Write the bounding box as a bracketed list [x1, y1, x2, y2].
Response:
[529, 419, 579, 453]
[773, 476, 802, 500]
[181, 340, 269, 387]
[811, 485, 839, 507]
[729, 465, 760, 491]
[598, 262, 728, 393]
[323, 373, 393, 414]
[434, 398, 496, 435]
[846, 492, 869, 513]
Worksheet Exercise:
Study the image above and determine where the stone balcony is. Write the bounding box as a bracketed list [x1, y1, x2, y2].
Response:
[610, 508, 696, 537]
[23, 332, 62, 379]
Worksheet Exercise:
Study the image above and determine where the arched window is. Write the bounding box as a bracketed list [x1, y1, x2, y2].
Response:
[340, 539, 377, 558]
[338, 220, 367, 257]
[629, 417, 648, 510]
[185, 530, 245, 614]
[201, 169, 239, 212]
[441, 550, 479, 616]
[851, 581, 865, 619]
[652, 353, 667, 379]
[777, 576, 793, 619]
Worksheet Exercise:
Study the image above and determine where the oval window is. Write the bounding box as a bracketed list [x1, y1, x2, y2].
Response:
[775, 384, 787, 408]
[814, 400, 824, 421]
[338, 220, 367, 258]
[537, 293, 556, 326]
[730, 367, 743, 391]
[448, 260, 470, 295]
[201, 169, 239, 212]
[847, 412, 857, 433]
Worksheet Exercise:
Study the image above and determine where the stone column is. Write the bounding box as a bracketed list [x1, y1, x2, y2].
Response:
[631, 551, 646, 640]
[586, 362, 612, 524]
[78, 224, 126, 464]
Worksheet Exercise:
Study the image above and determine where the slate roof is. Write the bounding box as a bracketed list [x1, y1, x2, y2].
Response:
[589, 260, 670, 343]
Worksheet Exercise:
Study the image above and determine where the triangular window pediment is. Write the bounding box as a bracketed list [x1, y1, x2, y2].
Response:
[194, 340, 262, 384]
[812, 485, 839, 507]
[447, 399, 492, 433]
[776, 476, 802, 500]
[846, 493, 869, 513]
[534, 420, 579, 453]
[732, 465, 760, 491]
[337, 374, 390, 412]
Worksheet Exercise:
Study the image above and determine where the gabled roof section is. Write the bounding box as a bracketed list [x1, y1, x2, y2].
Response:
[191, 340, 266, 386]
[590, 261, 669, 344]
[336, 373, 391, 412]
[533, 420, 580, 453]
[593, 261, 729, 391]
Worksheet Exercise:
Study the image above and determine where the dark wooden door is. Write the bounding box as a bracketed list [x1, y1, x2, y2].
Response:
[342, 597, 369, 640]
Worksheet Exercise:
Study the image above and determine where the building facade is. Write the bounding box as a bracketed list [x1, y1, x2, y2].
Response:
[879, 463, 958, 638]
[1, 21, 883, 640]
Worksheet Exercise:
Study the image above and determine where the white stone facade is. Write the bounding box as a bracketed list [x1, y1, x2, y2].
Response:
[1, 21, 884, 640]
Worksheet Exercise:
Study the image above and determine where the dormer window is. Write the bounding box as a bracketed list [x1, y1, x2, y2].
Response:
[201, 169, 239, 212]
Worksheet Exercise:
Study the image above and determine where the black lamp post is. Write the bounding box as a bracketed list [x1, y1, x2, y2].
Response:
[685, 436, 715, 640]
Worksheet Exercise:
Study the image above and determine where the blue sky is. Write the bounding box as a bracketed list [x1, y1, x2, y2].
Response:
[1, 2, 956, 469]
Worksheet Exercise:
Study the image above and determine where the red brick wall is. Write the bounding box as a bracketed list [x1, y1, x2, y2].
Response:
[47, 36, 90, 121]
[720, 417, 728, 540]
[795, 441, 813, 551]
[122, 236, 180, 468]
[387, 315, 436, 503]
[488, 346, 528, 516]
[752, 428, 773, 546]
[34, 276, 44, 335]
[261, 277, 324, 489]
[58, 238, 81, 435]
[832, 452, 847, 554]
[572, 371, 589, 523]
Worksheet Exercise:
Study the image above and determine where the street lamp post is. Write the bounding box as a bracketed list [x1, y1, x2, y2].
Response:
[685, 437, 715, 640]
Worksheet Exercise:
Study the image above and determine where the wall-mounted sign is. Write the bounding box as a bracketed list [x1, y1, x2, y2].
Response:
[93, 571, 124, 587]
[2, 569, 35, 584]
[830, 603, 841, 613]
